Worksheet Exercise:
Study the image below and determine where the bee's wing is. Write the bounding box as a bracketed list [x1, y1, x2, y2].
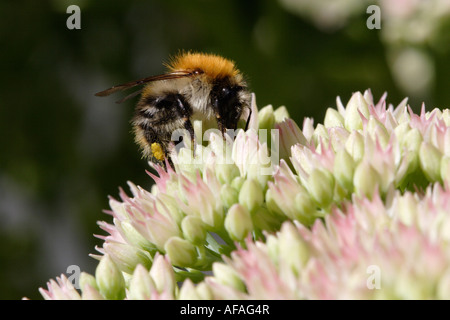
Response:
[94, 70, 197, 102]
[115, 88, 144, 104]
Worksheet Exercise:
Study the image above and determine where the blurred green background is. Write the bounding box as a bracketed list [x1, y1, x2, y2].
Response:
[1, 0, 450, 299]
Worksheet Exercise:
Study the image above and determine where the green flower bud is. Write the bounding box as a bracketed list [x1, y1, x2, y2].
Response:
[278, 118, 308, 146]
[179, 279, 213, 300]
[224, 204, 254, 241]
[119, 220, 157, 254]
[334, 149, 356, 191]
[181, 216, 207, 245]
[307, 169, 335, 208]
[265, 188, 285, 217]
[252, 207, 282, 232]
[150, 254, 177, 296]
[395, 129, 421, 185]
[302, 117, 315, 142]
[367, 116, 389, 148]
[443, 109, 450, 126]
[108, 199, 130, 220]
[79, 272, 98, 296]
[178, 279, 201, 300]
[156, 194, 185, 226]
[163, 174, 185, 199]
[419, 142, 442, 182]
[312, 124, 329, 146]
[276, 119, 307, 164]
[278, 223, 310, 275]
[328, 127, 350, 152]
[239, 179, 264, 213]
[128, 264, 156, 300]
[103, 242, 152, 274]
[195, 281, 213, 300]
[273, 106, 290, 123]
[247, 161, 272, 190]
[258, 104, 275, 130]
[174, 147, 201, 179]
[395, 193, 417, 226]
[353, 161, 381, 199]
[324, 108, 345, 128]
[431, 108, 443, 118]
[345, 131, 365, 162]
[265, 234, 279, 265]
[403, 128, 422, 152]
[395, 150, 419, 186]
[212, 262, 246, 292]
[215, 163, 240, 185]
[345, 91, 369, 131]
[231, 176, 246, 191]
[164, 237, 197, 268]
[294, 191, 318, 226]
[220, 184, 239, 209]
[81, 284, 104, 300]
[95, 254, 125, 300]
[394, 122, 411, 145]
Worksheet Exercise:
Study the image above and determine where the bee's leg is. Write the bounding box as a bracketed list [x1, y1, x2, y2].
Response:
[165, 156, 174, 171]
[183, 117, 196, 157]
[176, 97, 196, 157]
[149, 144, 169, 170]
[150, 140, 169, 169]
[216, 114, 226, 136]
[244, 108, 252, 131]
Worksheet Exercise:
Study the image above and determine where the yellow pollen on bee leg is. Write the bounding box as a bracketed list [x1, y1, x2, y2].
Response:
[151, 143, 165, 161]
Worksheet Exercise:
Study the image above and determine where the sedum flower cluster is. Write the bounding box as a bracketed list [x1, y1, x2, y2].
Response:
[39, 90, 450, 299]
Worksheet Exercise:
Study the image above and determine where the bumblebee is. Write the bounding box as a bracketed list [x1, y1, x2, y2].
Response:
[95, 52, 251, 164]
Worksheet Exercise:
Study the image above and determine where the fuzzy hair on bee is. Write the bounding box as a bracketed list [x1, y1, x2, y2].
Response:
[95, 52, 251, 165]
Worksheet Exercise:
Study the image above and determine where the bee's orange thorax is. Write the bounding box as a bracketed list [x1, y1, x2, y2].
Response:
[167, 52, 239, 79]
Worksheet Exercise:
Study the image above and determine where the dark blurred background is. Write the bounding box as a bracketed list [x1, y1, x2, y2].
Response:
[1, 0, 449, 299]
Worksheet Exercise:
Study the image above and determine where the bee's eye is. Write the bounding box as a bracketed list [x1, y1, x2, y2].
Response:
[211, 83, 238, 108]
